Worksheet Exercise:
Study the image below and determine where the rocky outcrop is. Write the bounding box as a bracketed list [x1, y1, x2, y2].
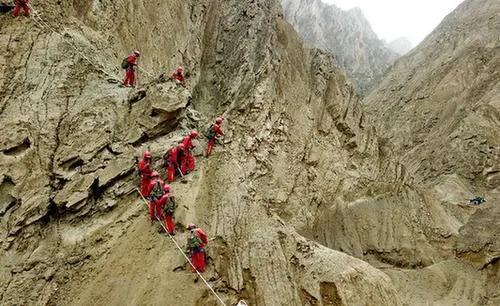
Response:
[281, 0, 399, 94]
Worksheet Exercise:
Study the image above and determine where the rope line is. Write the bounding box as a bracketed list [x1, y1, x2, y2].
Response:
[137, 189, 227, 306]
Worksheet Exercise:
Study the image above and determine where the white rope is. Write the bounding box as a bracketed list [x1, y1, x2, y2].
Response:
[137, 189, 227, 306]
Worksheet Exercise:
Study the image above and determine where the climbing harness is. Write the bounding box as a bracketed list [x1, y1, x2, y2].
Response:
[137, 188, 227, 306]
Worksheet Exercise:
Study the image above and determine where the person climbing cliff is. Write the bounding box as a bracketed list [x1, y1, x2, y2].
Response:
[12, 0, 29, 17]
[137, 151, 153, 197]
[157, 184, 177, 235]
[170, 66, 186, 87]
[179, 130, 198, 174]
[165, 143, 185, 182]
[205, 117, 225, 157]
[146, 171, 164, 224]
[122, 50, 140, 87]
[186, 224, 208, 273]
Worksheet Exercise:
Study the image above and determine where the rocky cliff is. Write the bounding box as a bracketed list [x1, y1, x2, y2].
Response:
[281, 0, 399, 94]
[0, 0, 499, 305]
[0, 0, 399, 305]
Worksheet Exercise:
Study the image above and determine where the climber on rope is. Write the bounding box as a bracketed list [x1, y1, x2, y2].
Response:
[146, 171, 165, 224]
[122, 50, 140, 87]
[179, 130, 199, 174]
[205, 117, 225, 157]
[137, 151, 153, 197]
[170, 66, 186, 87]
[186, 224, 208, 273]
[156, 184, 177, 235]
[164, 143, 186, 182]
[12, 0, 29, 17]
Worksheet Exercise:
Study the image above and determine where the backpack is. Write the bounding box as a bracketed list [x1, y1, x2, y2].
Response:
[204, 124, 216, 140]
[121, 58, 129, 69]
[187, 231, 202, 250]
[150, 180, 164, 201]
[163, 196, 177, 215]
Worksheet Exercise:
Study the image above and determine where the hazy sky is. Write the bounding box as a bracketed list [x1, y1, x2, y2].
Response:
[324, 0, 465, 46]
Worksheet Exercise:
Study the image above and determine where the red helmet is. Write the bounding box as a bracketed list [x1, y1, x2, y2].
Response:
[176, 66, 184, 72]
[187, 223, 196, 230]
[189, 130, 199, 138]
[177, 143, 186, 150]
[143, 151, 152, 159]
[163, 184, 171, 192]
[133, 50, 141, 56]
[151, 171, 160, 177]
[215, 117, 224, 124]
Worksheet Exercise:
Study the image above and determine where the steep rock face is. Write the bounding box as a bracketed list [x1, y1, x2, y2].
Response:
[1, 0, 499, 305]
[281, 0, 399, 94]
[0, 0, 400, 305]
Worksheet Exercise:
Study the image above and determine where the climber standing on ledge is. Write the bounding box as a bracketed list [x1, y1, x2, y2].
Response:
[186, 224, 208, 273]
[12, 0, 29, 17]
[137, 151, 153, 197]
[205, 117, 225, 157]
[180, 130, 198, 174]
[170, 66, 186, 87]
[122, 50, 140, 87]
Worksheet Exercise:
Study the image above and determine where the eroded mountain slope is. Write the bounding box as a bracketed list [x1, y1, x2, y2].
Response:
[0, 0, 400, 305]
[281, 0, 399, 94]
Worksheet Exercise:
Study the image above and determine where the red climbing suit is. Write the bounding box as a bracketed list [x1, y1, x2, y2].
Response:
[170, 66, 185, 85]
[155, 192, 176, 234]
[190, 227, 208, 273]
[137, 152, 153, 197]
[12, 0, 30, 17]
[206, 121, 224, 157]
[146, 175, 165, 223]
[123, 52, 139, 87]
[166, 145, 185, 182]
[180, 132, 197, 174]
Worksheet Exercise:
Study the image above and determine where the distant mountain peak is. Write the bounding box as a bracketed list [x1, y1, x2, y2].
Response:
[281, 0, 399, 94]
[387, 37, 413, 55]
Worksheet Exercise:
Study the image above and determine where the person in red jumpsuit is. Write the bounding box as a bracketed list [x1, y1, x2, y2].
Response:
[205, 117, 225, 157]
[137, 151, 153, 197]
[146, 171, 164, 224]
[12, 0, 29, 17]
[153, 184, 177, 235]
[170, 66, 186, 86]
[123, 50, 140, 87]
[180, 130, 198, 174]
[186, 224, 208, 273]
[165, 143, 185, 182]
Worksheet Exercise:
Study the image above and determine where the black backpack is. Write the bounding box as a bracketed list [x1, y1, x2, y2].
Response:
[150, 181, 164, 201]
[204, 125, 216, 139]
[163, 196, 177, 215]
[121, 58, 129, 69]
[187, 231, 202, 250]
